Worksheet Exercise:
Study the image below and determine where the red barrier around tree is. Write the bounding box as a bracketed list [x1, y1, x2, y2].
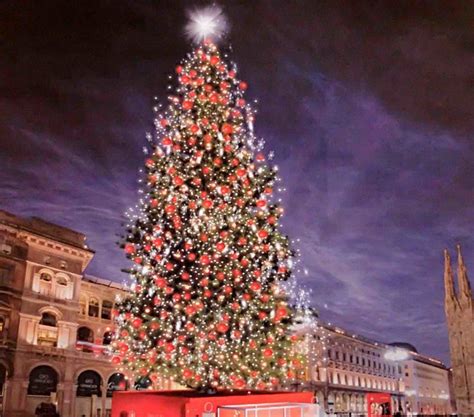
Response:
[112, 390, 314, 417]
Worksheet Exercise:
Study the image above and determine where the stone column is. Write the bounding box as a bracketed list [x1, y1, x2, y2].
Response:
[70, 384, 78, 417]
[61, 381, 74, 417]
[101, 384, 107, 417]
[56, 383, 64, 417]
[4, 378, 23, 417]
[20, 380, 28, 413]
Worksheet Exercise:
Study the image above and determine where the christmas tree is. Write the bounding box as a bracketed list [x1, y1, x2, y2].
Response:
[112, 11, 302, 391]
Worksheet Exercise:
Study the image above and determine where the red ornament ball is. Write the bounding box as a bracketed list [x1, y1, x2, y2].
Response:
[263, 347, 273, 358]
[124, 244, 135, 254]
[216, 322, 229, 333]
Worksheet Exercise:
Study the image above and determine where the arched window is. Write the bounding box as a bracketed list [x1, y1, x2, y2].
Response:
[28, 366, 58, 396]
[77, 327, 94, 352]
[0, 317, 4, 334]
[56, 276, 67, 286]
[134, 376, 151, 390]
[40, 312, 57, 327]
[38, 312, 58, 347]
[101, 300, 113, 320]
[77, 370, 102, 397]
[88, 298, 99, 318]
[103, 331, 113, 345]
[77, 327, 94, 343]
[39, 272, 52, 296]
[54, 274, 70, 300]
[40, 273, 52, 282]
[107, 373, 128, 397]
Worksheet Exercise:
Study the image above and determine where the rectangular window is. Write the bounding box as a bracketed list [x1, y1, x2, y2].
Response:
[37, 326, 58, 347]
[88, 299, 99, 317]
[0, 266, 12, 286]
[101, 300, 113, 320]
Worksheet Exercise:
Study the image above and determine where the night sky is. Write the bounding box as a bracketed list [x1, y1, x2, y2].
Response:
[1, 0, 474, 365]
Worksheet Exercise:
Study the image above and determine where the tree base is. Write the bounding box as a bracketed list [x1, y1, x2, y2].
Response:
[111, 389, 314, 417]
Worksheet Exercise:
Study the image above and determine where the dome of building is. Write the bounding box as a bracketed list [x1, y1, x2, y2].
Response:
[389, 342, 418, 353]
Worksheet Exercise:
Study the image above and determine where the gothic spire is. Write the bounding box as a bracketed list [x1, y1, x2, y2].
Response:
[456, 244, 472, 300]
[444, 249, 456, 302]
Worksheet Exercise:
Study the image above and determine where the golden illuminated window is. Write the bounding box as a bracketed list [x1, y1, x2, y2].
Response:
[38, 313, 58, 347]
[40, 273, 52, 282]
[88, 298, 99, 317]
[56, 276, 67, 286]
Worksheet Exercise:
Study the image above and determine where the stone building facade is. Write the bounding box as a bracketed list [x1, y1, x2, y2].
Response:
[0, 210, 130, 417]
[444, 245, 474, 415]
[390, 343, 451, 415]
[0, 209, 457, 417]
[294, 313, 452, 415]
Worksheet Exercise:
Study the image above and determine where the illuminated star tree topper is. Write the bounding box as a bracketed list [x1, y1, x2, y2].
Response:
[184, 5, 229, 44]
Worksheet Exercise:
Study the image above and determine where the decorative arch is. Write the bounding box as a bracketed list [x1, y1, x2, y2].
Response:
[26, 362, 62, 379]
[77, 326, 94, 342]
[37, 267, 55, 278]
[35, 268, 54, 296]
[38, 305, 63, 321]
[55, 272, 70, 284]
[106, 372, 129, 397]
[74, 366, 105, 383]
[39, 312, 57, 327]
[76, 369, 103, 397]
[27, 365, 59, 396]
